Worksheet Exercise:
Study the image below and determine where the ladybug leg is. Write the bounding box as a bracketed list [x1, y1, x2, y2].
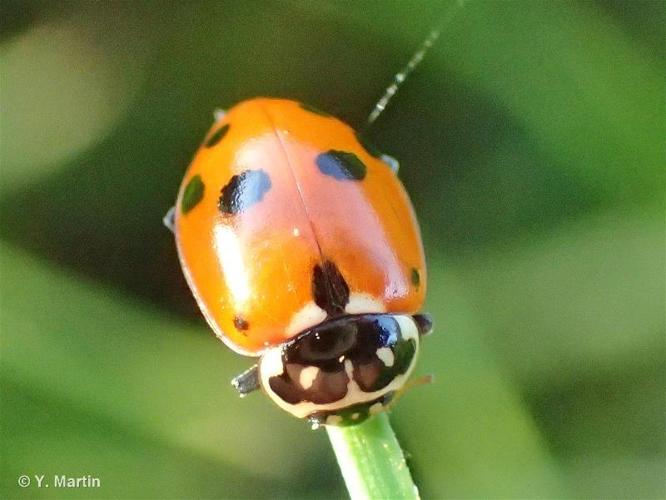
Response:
[384, 374, 434, 411]
[412, 313, 433, 336]
[162, 206, 176, 233]
[231, 364, 260, 397]
[380, 154, 400, 173]
[213, 108, 227, 122]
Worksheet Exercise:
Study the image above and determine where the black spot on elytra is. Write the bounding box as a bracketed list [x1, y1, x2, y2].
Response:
[312, 260, 350, 316]
[300, 102, 332, 118]
[355, 132, 382, 159]
[218, 169, 272, 214]
[411, 268, 421, 287]
[180, 175, 205, 214]
[316, 150, 366, 181]
[204, 123, 229, 148]
[233, 315, 249, 331]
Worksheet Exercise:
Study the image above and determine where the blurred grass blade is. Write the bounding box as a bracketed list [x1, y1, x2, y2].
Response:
[0, 242, 342, 497]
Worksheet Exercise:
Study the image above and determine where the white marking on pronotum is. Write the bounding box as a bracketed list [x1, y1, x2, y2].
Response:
[260, 346, 285, 378]
[345, 293, 386, 315]
[395, 314, 419, 342]
[376, 347, 395, 367]
[299, 366, 319, 390]
[344, 359, 354, 377]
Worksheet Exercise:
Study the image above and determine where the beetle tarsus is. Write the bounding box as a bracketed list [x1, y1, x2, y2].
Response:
[213, 108, 227, 122]
[163, 206, 176, 233]
[380, 154, 400, 173]
[231, 364, 260, 397]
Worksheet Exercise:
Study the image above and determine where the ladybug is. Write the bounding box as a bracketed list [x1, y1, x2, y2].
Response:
[170, 98, 434, 428]
[165, 98, 432, 427]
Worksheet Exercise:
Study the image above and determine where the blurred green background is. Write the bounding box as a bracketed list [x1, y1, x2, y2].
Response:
[1, 0, 664, 498]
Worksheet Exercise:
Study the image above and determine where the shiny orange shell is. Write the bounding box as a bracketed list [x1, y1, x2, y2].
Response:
[174, 98, 426, 356]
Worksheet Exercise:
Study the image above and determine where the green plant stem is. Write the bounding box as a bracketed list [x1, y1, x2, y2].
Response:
[326, 413, 420, 500]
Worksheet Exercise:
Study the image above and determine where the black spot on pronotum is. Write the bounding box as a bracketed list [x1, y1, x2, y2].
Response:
[204, 123, 230, 148]
[233, 315, 249, 331]
[219, 169, 272, 214]
[180, 175, 205, 214]
[411, 268, 421, 287]
[351, 316, 402, 392]
[355, 132, 382, 159]
[393, 338, 417, 376]
[269, 366, 348, 405]
[316, 150, 366, 181]
[300, 102, 332, 118]
[312, 260, 350, 316]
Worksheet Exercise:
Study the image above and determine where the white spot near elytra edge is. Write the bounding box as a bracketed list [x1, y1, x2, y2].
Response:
[285, 302, 327, 337]
[344, 293, 385, 314]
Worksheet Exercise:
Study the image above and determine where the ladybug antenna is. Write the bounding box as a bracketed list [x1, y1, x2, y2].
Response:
[365, 0, 469, 129]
